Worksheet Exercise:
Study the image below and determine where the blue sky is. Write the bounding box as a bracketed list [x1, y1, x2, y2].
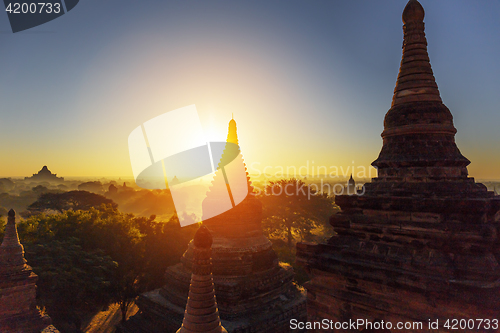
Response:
[0, 0, 499, 179]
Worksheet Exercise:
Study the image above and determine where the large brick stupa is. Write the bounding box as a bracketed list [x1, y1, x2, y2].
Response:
[297, 1, 500, 331]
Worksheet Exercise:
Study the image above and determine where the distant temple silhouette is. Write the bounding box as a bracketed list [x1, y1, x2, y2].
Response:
[25, 166, 64, 182]
[347, 174, 356, 195]
[118, 118, 306, 332]
[298, 0, 500, 331]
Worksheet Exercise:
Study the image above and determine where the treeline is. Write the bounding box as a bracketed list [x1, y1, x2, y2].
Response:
[0, 178, 339, 330]
[0, 206, 198, 332]
[0, 178, 176, 219]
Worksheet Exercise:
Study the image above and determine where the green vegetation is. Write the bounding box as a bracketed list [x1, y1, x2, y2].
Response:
[259, 178, 338, 247]
[0, 179, 176, 219]
[0, 177, 339, 330]
[11, 205, 198, 331]
[258, 178, 339, 284]
[27, 190, 117, 214]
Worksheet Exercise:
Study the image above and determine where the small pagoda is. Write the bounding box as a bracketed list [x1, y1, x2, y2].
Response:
[297, 1, 500, 331]
[119, 118, 306, 332]
[25, 166, 64, 182]
[0, 209, 52, 332]
[176, 226, 227, 333]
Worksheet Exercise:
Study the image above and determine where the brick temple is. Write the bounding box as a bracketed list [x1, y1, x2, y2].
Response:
[297, 1, 500, 332]
[0, 209, 52, 332]
[119, 118, 306, 333]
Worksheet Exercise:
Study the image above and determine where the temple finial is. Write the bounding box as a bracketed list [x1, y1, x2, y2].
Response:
[403, 0, 425, 24]
[7, 209, 15, 220]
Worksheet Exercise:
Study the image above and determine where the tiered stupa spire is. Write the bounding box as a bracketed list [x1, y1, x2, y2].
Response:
[372, 0, 471, 189]
[177, 226, 227, 333]
[392, 0, 441, 106]
[0, 209, 27, 271]
[0, 210, 52, 332]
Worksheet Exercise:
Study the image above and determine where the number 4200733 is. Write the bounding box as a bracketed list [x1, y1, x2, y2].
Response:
[444, 319, 499, 330]
[6, 2, 61, 14]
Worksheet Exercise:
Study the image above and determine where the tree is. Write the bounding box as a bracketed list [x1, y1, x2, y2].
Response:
[0, 178, 14, 193]
[18, 206, 142, 325]
[0, 206, 7, 218]
[15, 205, 198, 324]
[78, 181, 104, 193]
[135, 214, 199, 291]
[27, 190, 117, 214]
[259, 178, 337, 248]
[24, 238, 117, 330]
[0, 186, 57, 214]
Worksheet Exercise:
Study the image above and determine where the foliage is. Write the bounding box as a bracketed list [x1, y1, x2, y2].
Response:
[0, 206, 7, 218]
[27, 190, 117, 215]
[259, 178, 338, 247]
[13, 205, 197, 326]
[24, 238, 117, 329]
[134, 214, 199, 291]
[0, 218, 5, 240]
[0, 186, 57, 215]
[106, 188, 176, 218]
[0, 178, 15, 192]
[78, 181, 104, 193]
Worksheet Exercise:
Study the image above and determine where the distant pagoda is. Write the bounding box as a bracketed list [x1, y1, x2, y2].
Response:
[0, 209, 52, 332]
[297, 0, 500, 331]
[25, 166, 64, 182]
[119, 118, 306, 332]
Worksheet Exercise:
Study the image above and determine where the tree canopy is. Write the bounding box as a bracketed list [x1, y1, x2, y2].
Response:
[13, 205, 198, 328]
[258, 178, 338, 248]
[27, 190, 117, 214]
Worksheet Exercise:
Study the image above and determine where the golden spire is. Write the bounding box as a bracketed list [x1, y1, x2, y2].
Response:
[226, 116, 238, 146]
